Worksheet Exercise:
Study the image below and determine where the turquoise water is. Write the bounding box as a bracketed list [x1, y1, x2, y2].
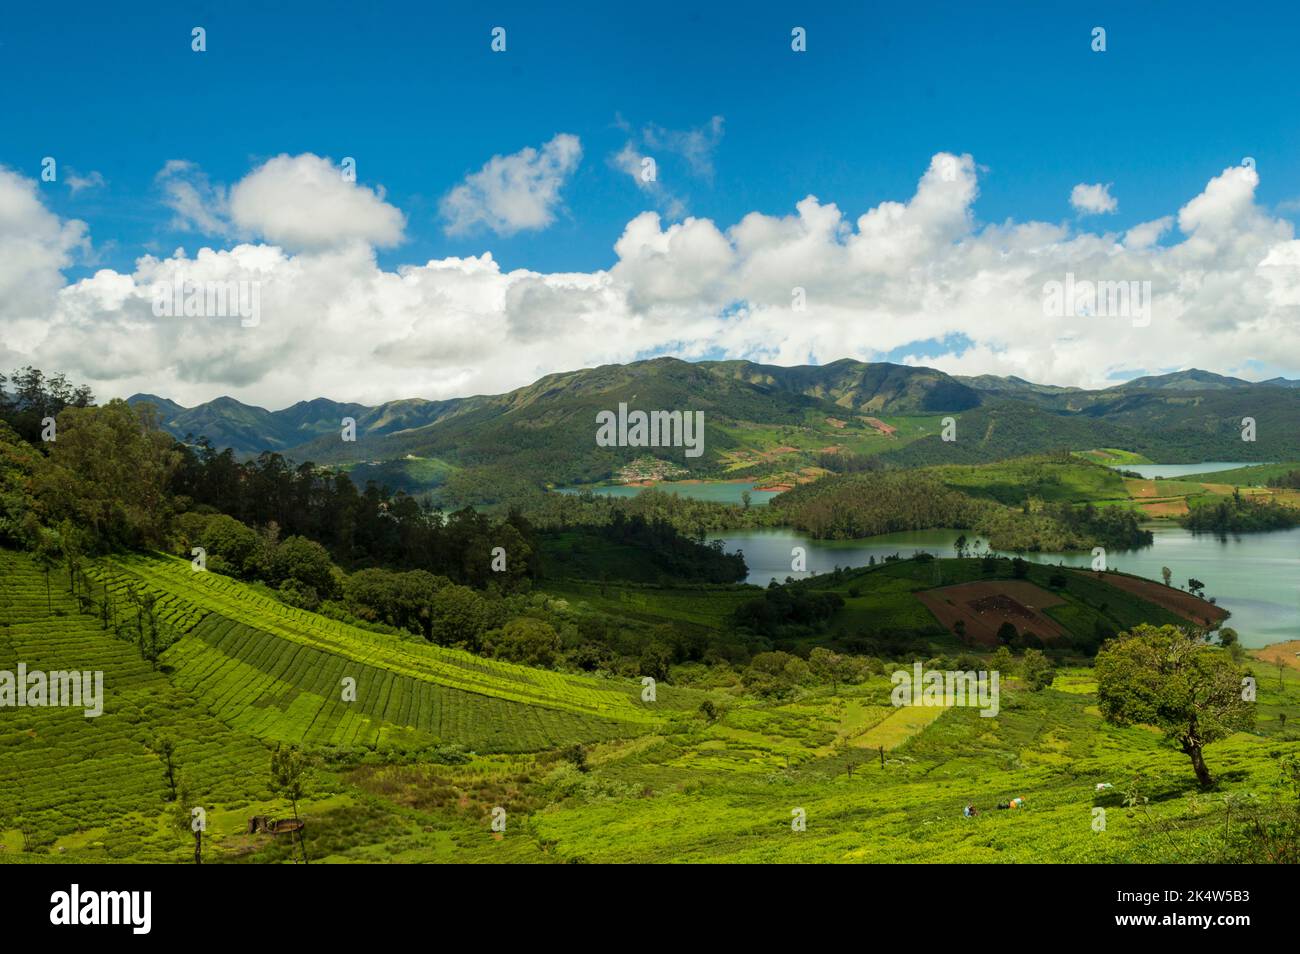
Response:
[1109, 461, 1269, 479]
[708, 526, 1299, 648]
[555, 481, 781, 506]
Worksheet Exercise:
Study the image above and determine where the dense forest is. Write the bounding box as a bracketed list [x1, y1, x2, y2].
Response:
[768, 470, 1149, 551]
[1181, 490, 1300, 533]
[0, 368, 97, 442]
[537, 512, 747, 584]
[885, 397, 1298, 468]
[1268, 469, 1300, 489]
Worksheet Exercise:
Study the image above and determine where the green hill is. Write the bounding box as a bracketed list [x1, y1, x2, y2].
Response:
[85, 552, 672, 751]
[4, 545, 1296, 864]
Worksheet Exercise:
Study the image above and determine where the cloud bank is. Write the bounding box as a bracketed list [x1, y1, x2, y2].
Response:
[2, 151, 1298, 409]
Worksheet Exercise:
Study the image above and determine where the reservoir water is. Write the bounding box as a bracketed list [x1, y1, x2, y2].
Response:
[709, 526, 1299, 648]
[1108, 461, 1271, 479]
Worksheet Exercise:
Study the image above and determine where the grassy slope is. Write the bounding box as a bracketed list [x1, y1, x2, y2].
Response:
[928, 454, 1300, 521]
[85, 552, 678, 750]
[1074, 448, 1154, 465]
[544, 553, 1197, 660]
[4, 547, 1297, 863]
[529, 664, 1300, 862]
[1178, 462, 1300, 484]
[788, 557, 1189, 656]
[927, 456, 1129, 505]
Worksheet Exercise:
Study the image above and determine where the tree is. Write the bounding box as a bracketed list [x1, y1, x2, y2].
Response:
[1161, 566, 1172, 587]
[1096, 624, 1254, 788]
[132, 589, 162, 669]
[153, 736, 178, 801]
[268, 536, 339, 597]
[200, 514, 259, 574]
[809, 647, 847, 692]
[428, 584, 493, 650]
[742, 651, 808, 697]
[741, 490, 752, 510]
[561, 744, 588, 772]
[269, 744, 308, 819]
[32, 529, 63, 615]
[1187, 578, 1205, 597]
[996, 621, 1018, 646]
[269, 744, 310, 864]
[170, 779, 203, 864]
[1021, 649, 1056, 690]
[491, 617, 561, 667]
[639, 642, 673, 683]
[953, 534, 967, 559]
[59, 520, 88, 599]
[990, 645, 1016, 677]
[33, 401, 179, 550]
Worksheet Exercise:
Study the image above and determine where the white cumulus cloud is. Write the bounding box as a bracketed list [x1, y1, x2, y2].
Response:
[156, 154, 406, 251]
[1070, 182, 1117, 215]
[229, 154, 406, 251]
[3, 152, 1299, 410]
[441, 134, 582, 236]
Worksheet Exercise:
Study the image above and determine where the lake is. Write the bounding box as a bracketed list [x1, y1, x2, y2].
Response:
[555, 481, 781, 506]
[1108, 461, 1270, 479]
[708, 526, 1299, 648]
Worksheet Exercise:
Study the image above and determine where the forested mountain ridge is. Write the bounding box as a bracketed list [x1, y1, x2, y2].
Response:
[122, 359, 1300, 502]
[127, 392, 461, 457]
[131, 357, 977, 459]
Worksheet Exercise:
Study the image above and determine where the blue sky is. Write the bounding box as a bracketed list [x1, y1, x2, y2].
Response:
[2, 0, 1299, 406]
[7, 0, 1299, 277]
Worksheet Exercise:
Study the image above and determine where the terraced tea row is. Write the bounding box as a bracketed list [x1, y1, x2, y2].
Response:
[82, 561, 208, 633]
[93, 552, 666, 739]
[0, 551, 269, 858]
[164, 615, 640, 751]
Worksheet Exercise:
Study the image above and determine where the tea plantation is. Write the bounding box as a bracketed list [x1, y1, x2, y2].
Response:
[3, 546, 1297, 863]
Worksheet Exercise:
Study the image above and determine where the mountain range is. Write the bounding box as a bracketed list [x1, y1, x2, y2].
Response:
[128, 360, 1300, 504]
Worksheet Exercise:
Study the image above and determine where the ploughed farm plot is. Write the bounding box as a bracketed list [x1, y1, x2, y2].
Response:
[1067, 569, 1228, 629]
[915, 580, 1068, 646]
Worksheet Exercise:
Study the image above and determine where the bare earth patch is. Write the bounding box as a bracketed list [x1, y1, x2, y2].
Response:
[915, 580, 1068, 646]
[1124, 478, 1160, 498]
[1138, 498, 1189, 517]
[1068, 570, 1228, 627]
[1255, 640, 1300, 671]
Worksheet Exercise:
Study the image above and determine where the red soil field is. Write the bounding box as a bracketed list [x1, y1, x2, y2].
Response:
[1067, 570, 1228, 627]
[915, 580, 1068, 646]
